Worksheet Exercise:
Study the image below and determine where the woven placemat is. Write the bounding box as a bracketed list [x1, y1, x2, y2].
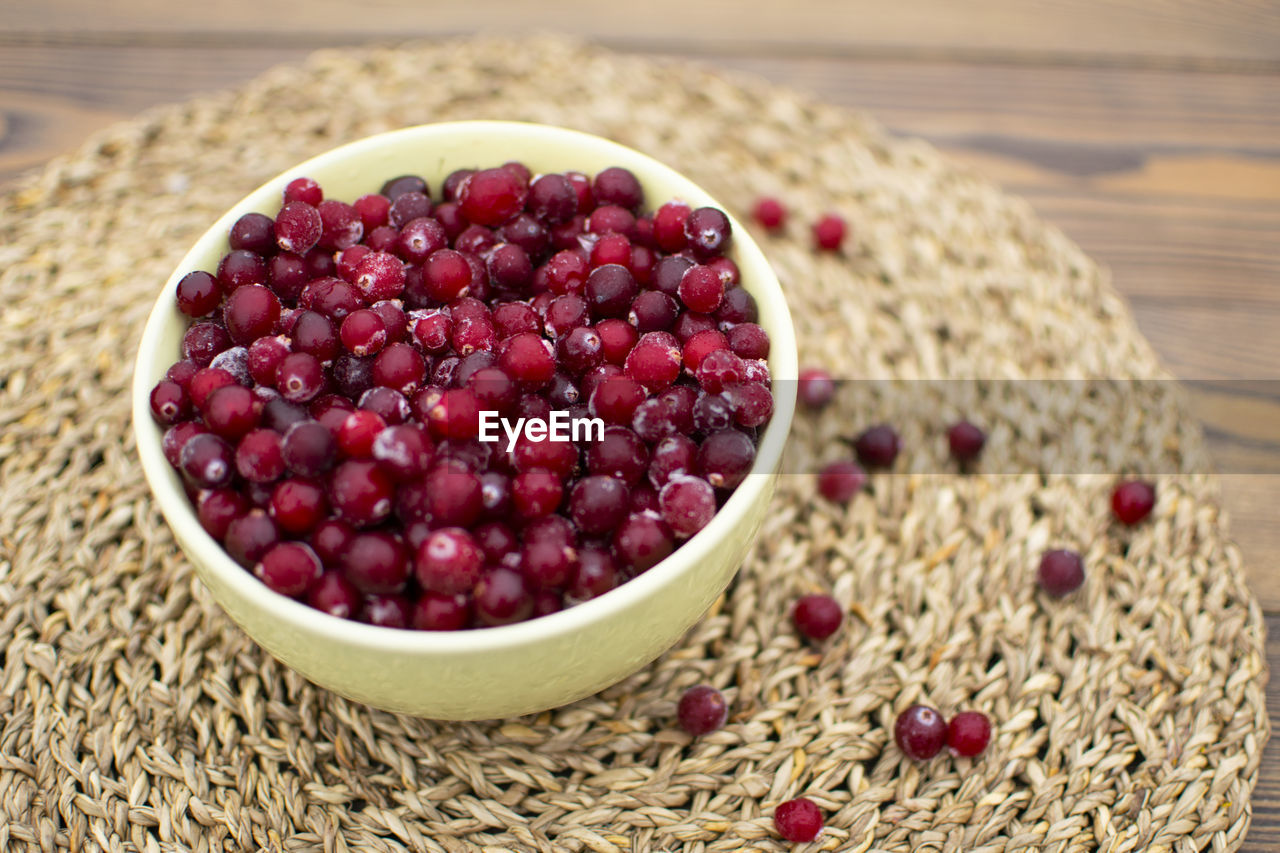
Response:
[0, 35, 1267, 852]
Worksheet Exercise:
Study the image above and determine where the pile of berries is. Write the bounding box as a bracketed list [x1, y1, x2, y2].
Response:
[150, 163, 775, 629]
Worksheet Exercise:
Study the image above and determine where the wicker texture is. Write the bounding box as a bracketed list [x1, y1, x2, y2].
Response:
[0, 36, 1266, 852]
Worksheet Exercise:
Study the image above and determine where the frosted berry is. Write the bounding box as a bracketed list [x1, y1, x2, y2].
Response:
[274, 201, 322, 254]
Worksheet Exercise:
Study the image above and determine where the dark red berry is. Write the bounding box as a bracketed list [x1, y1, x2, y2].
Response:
[817, 460, 866, 503]
[224, 284, 281, 345]
[459, 167, 527, 226]
[1111, 479, 1156, 525]
[415, 527, 483, 595]
[948, 420, 986, 464]
[412, 592, 471, 631]
[274, 201, 322, 254]
[329, 459, 394, 527]
[474, 567, 533, 626]
[658, 475, 716, 537]
[613, 513, 673, 572]
[255, 541, 321, 597]
[947, 710, 992, 757]
[676, 684, 727, 736]
[854, 424, 900, 469]
[1037, 549, 1085, 597]
[224, 510, 279, 567]
[792, 594, 843, 641]
[269, 477, 328, 534]
[381, 174, 428, 201]
[698, 429, 755, 489]
[307, 570, 363, 619]
[798, 368, 836, 410]
[895, 704, 947, 761]
[678, 264, 725, 314]
[149, 380, 190, 426]
[773, 798, 823, 843]
[175, 270, 221, 317]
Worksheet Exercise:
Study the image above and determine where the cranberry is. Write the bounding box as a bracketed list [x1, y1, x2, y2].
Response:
[329, 459, 394, 527]
[792, 594, 843, 641]
[361, 594, 412, 628]
[282, 421, 336, 477]
[255, 541, 321, 597]
[474, 568, 533, 626]
[715, 288, 757, 326]
[275, 352, 326, 403]
[228, 211, 275, 255]
[182, 322, 231, 366]
[421, 465, 484, 527]
[268, 253, 310, 301]
[339, 308, 387, 357]
[695, 348, 745, 394]
[595, 318, 639, 365]
[752, 197, 786, 231]
[947, 710, 992, 757]
[274, 201, 322, 254]
[316, 199, 364, 250]
[585, 264, 639, 319]
[235, 428, 285, 483]
[725, 323, 769, 359]
[421, 249, 473, 302]
[528, 173, 578, 223]
[590, 232, 632, 268]
[676, 685, 727, 735]
[613, 513, 673, 572]
[567, 547, 619, 602]
[217, 249, 267, 293]
[371, 342, 425, 395]
[197, 488, 249, 539]
[310, 518, 356, 567]
[629, 291, 678, 332]
[817, 460, 866, 503]
[797, 368, 836, 409]
[381, 174, 428, 200]
[521, 537, 578, 589]
[544, 294, 590, 338]
[649, 435, 699, 488]
[270, 478, 328, 534]
[149, 380, 190, 426]
[773, 798, 823, 843]
[513, 470, 564, 519]
[180, 433, 234, 488]
[658, 475, 716, 537]
[812, 213, 846, 251]
[175, 270, 221, 317]
[388, 192, 432, 229]
[331, 354, 374, 398]
[337, 410, 387, 458]
[163, 422, 208, 467]
[459, 167, 527, 226]
[354, 251, 406, 301]
[358, 386, 410, 425]
[224, 510, 279, 567]
[722, 382, 773, 428]
[499, 332, 556, 386]
[854, 424, 900, 469]
[165, 359, 200, 390]
[189, 367, 235, 410]
[412, 311, 452, 353]
[223, 284, 281, 345]
[698, 429, 755, 489]
[307, 570, 363, 619]
[587, 426, 649, 485]
[567, 475, 630, 535]
[651, 201, 691, 252]
[678, 265, 725, 314]
[371, 424, 432, 481]
[284, 177, 322, 205]
[588, 205, 636, 238]
[301, 277, 363, 321]
[413, 592, 471, 630]
[589, 376, 646, 425]
[1112, 479, 1156, 525]
[673, 311, 717, 343]
[591, 166, 643, 210]
[1038, 549, 1085, 597]
[683, 207, 732, 258]
[895, 704, 947, 761]
[395, 216, 447, 265]
[947, 420, 986, 464]
[624, 332, 682, 390]
[353, 193, 391, 231]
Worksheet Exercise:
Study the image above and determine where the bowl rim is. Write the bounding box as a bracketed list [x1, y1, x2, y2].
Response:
[132, 120, 798, 656]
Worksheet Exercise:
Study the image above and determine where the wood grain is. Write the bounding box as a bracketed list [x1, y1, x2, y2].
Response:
[0, 15, 1277, 845]
[4, 0, 1280, 65]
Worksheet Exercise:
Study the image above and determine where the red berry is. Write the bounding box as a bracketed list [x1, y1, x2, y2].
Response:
[946, 710, 992, 757]
[283, 177, 322, 205]
[773, 798, 823, 843]
[1111, 479, 1155, 525]
[254, 541, 321, 597]
[812, 213, 846, 251]
[175, 270, 221, 317]
[894, 704, 947, 761]
[752, 197, 786, 231]
[329, 459, 394, 527]
[459, 167, 527, 226]
[658, 475, 716, 537]
[792, 594, 843, 640]
[274, 201, 322, 254]
[676, 684, 727, 736]
[683, 207, 732, 258]
[798, 368, 836, 410]
[853, 424, 900, 469]
[415, 527, 483, 595]
[677, 264, 725, 314]
[817, 460, 866, 503]
[1037, 549, 1085, 597]
[948, 420, 986, 464]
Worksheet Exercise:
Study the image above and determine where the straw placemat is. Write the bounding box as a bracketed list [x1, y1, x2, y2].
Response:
[0, 36, 1267, 852]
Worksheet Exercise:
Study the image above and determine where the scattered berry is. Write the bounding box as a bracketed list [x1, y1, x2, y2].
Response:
[676, 685, 728, 736]
[1111, 479, 1155, 525]
[853, 424, 900, 469]
[792, 594, 843, 641]
[817, 460, 866, 503]
[948, 420, 986, 464]
[812, 213, 846, 251]
[752, 197, 786, 231]
[894, 704, 947, 761]
[773, 798, 823, 843]
[946, 710, 992, 757]
[1037, 549, 1085, 597]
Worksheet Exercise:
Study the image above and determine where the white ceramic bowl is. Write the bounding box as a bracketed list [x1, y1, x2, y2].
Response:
[133, 121, 797, 719]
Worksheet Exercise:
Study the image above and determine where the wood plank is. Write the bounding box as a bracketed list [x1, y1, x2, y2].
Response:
[3, 0, 1280, 65]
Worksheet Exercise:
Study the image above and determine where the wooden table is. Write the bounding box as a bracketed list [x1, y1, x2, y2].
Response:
[3, 2, 1277, 847]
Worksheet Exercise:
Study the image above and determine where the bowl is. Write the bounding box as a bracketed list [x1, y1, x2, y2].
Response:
[132, 121, 798, 719]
